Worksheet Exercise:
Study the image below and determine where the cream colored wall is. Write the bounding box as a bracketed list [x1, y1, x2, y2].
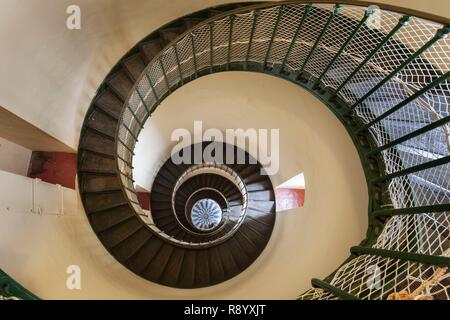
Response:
[0, 0, 259, 150]
[0, 0, 447, 150]
[0, 137, 32, 176]
[0, 0, 446, 300]
[374, 0, 449, 18]
[132, 72, 368, 299]
[0, 72, 368, 299]
[0, 106, 74, 153]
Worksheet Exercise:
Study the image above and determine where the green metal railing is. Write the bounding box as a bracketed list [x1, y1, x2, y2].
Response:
[111, 1, 449, 300]
[0, 269, 39, 300]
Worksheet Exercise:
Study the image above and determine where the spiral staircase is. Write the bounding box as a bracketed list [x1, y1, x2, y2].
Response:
[141, 142, 275, 288]
[80, 139, 275, 289]
[1, 0, 449, 300]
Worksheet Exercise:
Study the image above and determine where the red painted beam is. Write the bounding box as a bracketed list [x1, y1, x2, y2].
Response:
[275, 188, 305, 212]
[137, 192, 150, 210]
[28, 152, 77, 189]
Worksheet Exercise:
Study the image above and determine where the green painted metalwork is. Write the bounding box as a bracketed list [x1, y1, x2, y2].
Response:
[130, 199, 140, 205]
[348, 26, 450, 111]
[371, 155, 450, 184]
[357, 72, 450, 134]
[158, 57, 171, 93]
[173, 44, 184, 85]
[311, 278, 361, 300]
[119, 138, 135, 155]
[0, 269, 39, 300]
[262, 5, 284, 69]
[351, 246, 450, 267]
[227, 15, 235, 69]
[75, 1, 450, 300]
[122, 123, 138, 142]
[135, 88, 151, 113]
[209, 22, 214, 72]
[117, 154, 133, 167]
[245, 10, 259, 69]
[120, 170, 135, 181]
[144, 73, 161, 109]
[373, 204, 450, 217]
[366, 115, 450, 157]
[280, 4, 312, 73]
[126, 105, 144, 129]
[190, 33, 199, 77]
[314, 7, 373, 86]
[299, 4, 341, 74]
[334, 15, 411, 96]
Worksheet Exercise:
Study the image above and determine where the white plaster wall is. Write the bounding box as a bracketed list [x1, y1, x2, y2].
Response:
[131, 72, 368, 299]
[0, 72, 368, 300]
[0, 137, 32, 176]
[0, 0, 447, 150]
[0, 0, 446, 300]
[0, 0, 261, 150]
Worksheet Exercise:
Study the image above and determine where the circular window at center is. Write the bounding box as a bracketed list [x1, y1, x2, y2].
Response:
[190, 198, 223, 231]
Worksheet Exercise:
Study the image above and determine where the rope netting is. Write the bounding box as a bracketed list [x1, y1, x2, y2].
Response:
[114, 2, 449, 299]
[299, 252, 449, 300]
[298, 288, 340, 300]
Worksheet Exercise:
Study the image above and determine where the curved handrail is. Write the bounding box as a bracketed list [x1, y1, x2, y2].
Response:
[0, 269, 39, 300]
[135, 162, 250, 248]
[170, 162, 249, 241]
[114, 0, 449, 299]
